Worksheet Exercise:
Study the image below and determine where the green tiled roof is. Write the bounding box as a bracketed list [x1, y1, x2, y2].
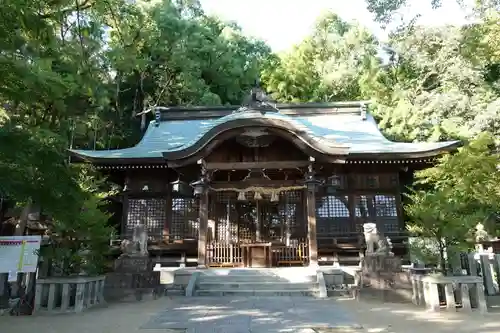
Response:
[70, 104, 460, 162]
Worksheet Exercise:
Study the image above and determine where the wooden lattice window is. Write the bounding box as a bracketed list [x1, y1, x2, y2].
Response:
[126, 198, 166, 239]
[278, 190, 305, 239]
[171, 197, 199, 240]
[212, 192, 239, 243]
[316, 195, 351, 235]
[354, 195, 399, 233]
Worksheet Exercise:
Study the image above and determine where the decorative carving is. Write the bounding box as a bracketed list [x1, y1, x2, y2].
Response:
[235, 79, 278, 113]
[235, 130, 276, 148]
[363, 222, 393, 255]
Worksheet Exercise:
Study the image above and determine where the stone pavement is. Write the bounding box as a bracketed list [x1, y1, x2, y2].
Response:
[141, 296, 356, 332]
[1, 296, 500, 333]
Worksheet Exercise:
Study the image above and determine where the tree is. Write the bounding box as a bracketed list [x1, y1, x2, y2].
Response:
[405, 133, 500, 273]
[0, 0, 273, 276]
[364, 0, 500, 24]
[261, 12, 380, 103]
[370, 24, 500, 142]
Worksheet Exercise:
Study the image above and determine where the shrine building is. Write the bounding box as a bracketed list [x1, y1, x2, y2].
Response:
[69, 96, 459, 268]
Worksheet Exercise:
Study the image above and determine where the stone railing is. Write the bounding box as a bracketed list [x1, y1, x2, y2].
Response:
[411, 275, 487, 313]
[35, 276, 105, 313]
[462, 252, 500, 296]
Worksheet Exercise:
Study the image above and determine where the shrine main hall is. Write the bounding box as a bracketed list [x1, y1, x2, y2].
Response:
[70, 99, 459, 268]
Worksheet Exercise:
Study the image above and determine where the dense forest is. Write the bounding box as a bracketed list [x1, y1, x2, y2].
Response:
[0, 0, 499, 258]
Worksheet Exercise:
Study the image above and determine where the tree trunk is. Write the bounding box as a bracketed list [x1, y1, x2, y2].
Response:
[437, 238, 447, 275]
[14, 201, 31, 236]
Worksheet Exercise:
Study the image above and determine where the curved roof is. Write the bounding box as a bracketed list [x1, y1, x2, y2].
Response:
[70, 103, 460, 163]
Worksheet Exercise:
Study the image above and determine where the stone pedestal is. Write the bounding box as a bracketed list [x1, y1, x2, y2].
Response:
[359, 254, 412, 302]
[105, 255, 161, 301]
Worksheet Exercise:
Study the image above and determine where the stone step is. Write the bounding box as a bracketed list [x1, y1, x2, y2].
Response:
[198, 275, 317, 283]
[197, 281, 318, 290]
[194, 289, 320, 297]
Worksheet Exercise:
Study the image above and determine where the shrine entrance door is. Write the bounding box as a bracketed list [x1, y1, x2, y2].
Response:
[206, 191, 308, 268]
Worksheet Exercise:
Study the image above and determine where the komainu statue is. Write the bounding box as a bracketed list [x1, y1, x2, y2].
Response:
[133, 222, 149, 255]
[120, 239, 137, 255]
[120, 222, 149, 256]
[363, 222, 393, 255]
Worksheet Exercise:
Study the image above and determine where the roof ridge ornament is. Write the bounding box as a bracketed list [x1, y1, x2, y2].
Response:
[235, 78, 279, 114]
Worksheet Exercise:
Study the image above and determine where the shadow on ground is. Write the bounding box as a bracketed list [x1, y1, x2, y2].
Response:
[141, 296, 359, 332]
[336, 298, 500, 333]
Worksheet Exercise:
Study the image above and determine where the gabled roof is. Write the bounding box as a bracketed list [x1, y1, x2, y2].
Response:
[69, 102, 460, 164]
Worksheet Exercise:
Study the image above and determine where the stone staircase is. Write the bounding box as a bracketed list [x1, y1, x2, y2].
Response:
[194, 268, 322, 297]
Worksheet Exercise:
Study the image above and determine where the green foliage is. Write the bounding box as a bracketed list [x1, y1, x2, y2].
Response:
[261, 12, 380, 103]
[405, 133, 500, 273]
[0, 125, 81, 217]
[40, 167, 116, 276]
[364, 0, 500, 24]
[0, 0, 272, 276]
[42, 195, 113, 276]
[1, 0, 499, 276]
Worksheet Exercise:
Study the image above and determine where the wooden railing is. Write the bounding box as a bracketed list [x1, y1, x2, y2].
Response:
[274, 239, 309, 266]
[205, 240, 309, 267]
[206, 242, 242, 267]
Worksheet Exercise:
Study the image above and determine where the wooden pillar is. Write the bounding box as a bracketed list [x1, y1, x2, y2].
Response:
[164, 177, 172, 243]
[255, 200, 261, 242]
[306, 188, 318, 268]
[121, 194, 129, 237]
[197, 189, 209, 268]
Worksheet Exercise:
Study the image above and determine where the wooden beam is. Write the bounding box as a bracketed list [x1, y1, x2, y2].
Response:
[210, 180, 303, 189]
[205, 161, 309, 170]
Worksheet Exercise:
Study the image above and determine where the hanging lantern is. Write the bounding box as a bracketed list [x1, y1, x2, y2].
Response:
[237, 191, 246, 201]
[190, 177, 208, 197]
[270, 191, 279, 202]
[328, 174, 342, 188]
[304, 172, 321, 193]
[171, 179, 191, 196]
[254, 192, 262, 200]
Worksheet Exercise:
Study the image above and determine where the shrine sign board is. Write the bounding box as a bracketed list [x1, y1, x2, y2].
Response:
[0, 236, 41, 274]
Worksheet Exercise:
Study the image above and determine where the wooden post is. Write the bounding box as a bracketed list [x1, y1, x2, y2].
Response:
[306, 188, 318, 268]
[197, 190, 208, 268]
[121, 193, 129, 237]
[255, 200, 261, 242]
[164, 177, 172, 242]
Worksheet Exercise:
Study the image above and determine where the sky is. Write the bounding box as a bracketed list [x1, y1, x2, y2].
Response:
[199, 0, 474, 52]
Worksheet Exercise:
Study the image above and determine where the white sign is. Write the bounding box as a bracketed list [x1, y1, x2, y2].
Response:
[0, 236, 41, 274]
